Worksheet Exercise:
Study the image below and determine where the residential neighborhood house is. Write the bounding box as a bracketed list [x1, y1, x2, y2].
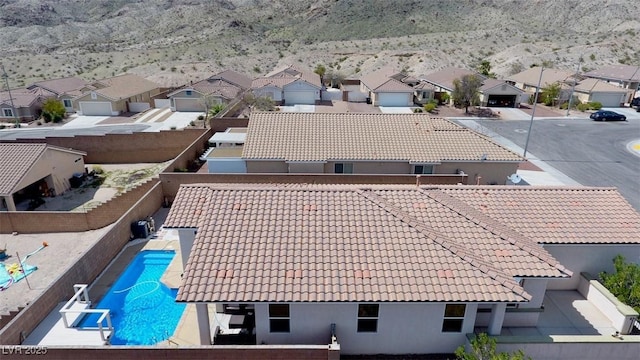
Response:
[251, 64, 321, 105]
[28, 76, 90, 113]
[0, 143, 86, 211]
[73, 74, 162, 116]
[359, 66, 415, 107]
[0, 87, 51, 123]
[584, 64, 640, 103]
[204, 112, 523, 185]
[164, 183, 640, 354]
[168, 69, 252, 112]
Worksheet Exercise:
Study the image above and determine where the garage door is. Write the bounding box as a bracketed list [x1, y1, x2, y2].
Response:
[590, 93, 624, 107]
[284, 91, 315, 105]
[487, 94, 517, 107]
[378, 93, 410, 107]
[174, 98, 205, 112]
[79, 102, 112, 116]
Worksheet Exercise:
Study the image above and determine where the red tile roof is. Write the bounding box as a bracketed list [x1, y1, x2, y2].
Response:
[441, 186, 640, 244]
[165, 184, 627, 303]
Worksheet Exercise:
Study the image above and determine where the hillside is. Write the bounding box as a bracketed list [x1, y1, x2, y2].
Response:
[0, 0, 638, 87]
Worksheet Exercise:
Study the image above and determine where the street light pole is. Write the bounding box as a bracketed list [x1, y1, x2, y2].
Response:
[1, 64, 20, 128]
[523, 67, 544, 158]
[566, 55, 582, 117]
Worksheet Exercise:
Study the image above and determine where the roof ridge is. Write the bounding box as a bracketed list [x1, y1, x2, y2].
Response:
[419, 189, 571, 278]
[355, 188, 530, 301]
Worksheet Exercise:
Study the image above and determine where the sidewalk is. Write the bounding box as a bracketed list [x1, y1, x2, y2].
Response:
[454, 119, 582, 186]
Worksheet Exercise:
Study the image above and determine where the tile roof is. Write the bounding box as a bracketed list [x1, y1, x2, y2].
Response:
[0, 88, 53, 108]
[242, 112, 523, 162]
[0, 143, 48, 195]
[180, 79, 242, 99]
[360, 66, 414, 92]
[479, 78, 524, 93]
[584, 64, 640, 82]
[422, 67, 482, 91]
[210, 69, 252, 90]
[28, 76, 89, 96]
[440, 186, 640, 244]
[250, 77, 295, 90]
[262, 64, 322, 88]
[166, 184, 563, 303]
[85, 74, 161, 101]
[574, 78, 629, 94]
[506, 67, 575, 88]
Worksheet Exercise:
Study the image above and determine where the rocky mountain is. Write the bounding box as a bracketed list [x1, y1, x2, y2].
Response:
[0, 0, 638, 87]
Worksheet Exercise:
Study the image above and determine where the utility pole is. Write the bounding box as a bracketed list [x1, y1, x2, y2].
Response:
[523, 67, 544, 158]
[1, 64, 20, 128]
[566, 55, 582, 117]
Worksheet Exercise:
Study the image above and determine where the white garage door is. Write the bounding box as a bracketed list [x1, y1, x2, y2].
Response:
[590, 93, 624, 107]
[378, 93, 410, 107]
[284, 91, 315, 105]
[79, 102, 112, 116]
[174, 98, 205, 112]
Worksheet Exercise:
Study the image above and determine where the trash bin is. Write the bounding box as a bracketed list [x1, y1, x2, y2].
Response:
[69, 173, 84, 188]
[131, 220, 149, 239]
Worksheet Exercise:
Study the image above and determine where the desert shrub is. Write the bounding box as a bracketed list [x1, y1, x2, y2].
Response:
[41, 98, 65, 123]
[440, 93, 450, 104]
[600, 255, 640, 313]
[424, 103, 436, 113]
[189, 121, 195, 126]
[92, 165, 105, 174]
[37, 121, 42, 126]
[588, 101, 602, 110]
[197, 115, 204, 120]
[413, 108, 423, 113]
[559, 102, 568, 110]
[577, 103, 589, 112]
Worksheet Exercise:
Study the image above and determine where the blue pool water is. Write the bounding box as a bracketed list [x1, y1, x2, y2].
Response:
[80, 250, 186, 345]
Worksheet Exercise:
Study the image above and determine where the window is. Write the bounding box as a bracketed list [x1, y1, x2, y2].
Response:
[413, 164, 434, 174]
[269, 304, 290, 333]
[186, 90, 192, 96]
[442, 304, 466, 332]
[334, 163, 353, 174]
[63, 99, 72, 108]
[357, 304, 379, 332]
[2, 108, 13, 117]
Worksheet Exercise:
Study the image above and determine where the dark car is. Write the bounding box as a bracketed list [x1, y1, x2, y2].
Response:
[590, 110, 627, 121]
[631, 97, 640, 107]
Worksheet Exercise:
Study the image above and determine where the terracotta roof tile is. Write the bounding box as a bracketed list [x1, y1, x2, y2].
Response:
[242, 112, 522, 162]
[0, 143, 47, 195]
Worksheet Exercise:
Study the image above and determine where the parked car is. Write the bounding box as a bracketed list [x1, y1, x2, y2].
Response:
[590, 110, 627, 121]
[631, 97, 640, 107]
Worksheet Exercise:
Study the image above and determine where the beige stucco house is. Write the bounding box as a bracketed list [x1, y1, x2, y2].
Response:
[205, 112, 523, 185]
[359, 67, 415, 106]
[168, 70, 252, 112]
[0, 143, 86, 211]
[584, 64, 640, 103]
[0, 88, 51, 123]
[251, 64, 321, 105]
[28, 76, 90, 113]
[73, 74, 162, 116]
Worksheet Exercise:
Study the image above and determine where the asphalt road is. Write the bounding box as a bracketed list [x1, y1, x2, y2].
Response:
[468, 117, 640, 211]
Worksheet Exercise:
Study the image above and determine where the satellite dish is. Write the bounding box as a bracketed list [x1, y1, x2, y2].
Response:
[508, 173, 522, 184]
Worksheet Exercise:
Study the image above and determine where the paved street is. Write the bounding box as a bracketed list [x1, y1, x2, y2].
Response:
[457, 116, 640, 211]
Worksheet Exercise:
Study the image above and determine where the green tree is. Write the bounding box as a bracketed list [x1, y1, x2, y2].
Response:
[198, 95, 221, 128]
[477, 60, 496, 78]
[314, 64, 326, 84]
[41, 98, 66, 123]
[208, 104, 225, 118]
[600, 255, 640, 313]
[243, 93, 275, 111]
[452, 74, 483, 113]
[540, 82, 561, 106]
[455, 333, 530, 360]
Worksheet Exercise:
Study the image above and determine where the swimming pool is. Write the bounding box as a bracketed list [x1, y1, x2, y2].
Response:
[80, 250, 186, 345]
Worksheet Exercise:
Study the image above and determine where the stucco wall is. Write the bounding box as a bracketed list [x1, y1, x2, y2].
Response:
[324, 161, 411, 174]
[288, 162, 325, 173]
[254, 87, 283, 102]
[245, 160, 289, 173]
[254, 302, 478, 355]
[543, 244, 640, 290]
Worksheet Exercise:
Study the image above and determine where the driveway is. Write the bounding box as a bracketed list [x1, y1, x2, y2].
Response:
[491, 107, 531, 120]
[602, 107, 640, 120]
[280, 105, 316, 112]
[379, 106, 414, 114]
[60, 115, 110, 128]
